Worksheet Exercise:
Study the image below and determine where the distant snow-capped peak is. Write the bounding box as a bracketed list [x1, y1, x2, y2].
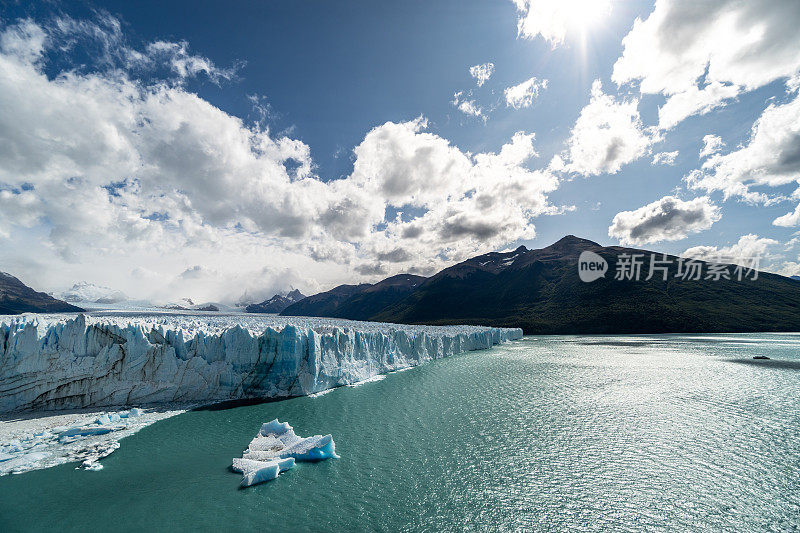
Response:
[60, 282, 128, 304]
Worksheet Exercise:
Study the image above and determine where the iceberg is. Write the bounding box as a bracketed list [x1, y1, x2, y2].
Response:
[233, 419, 337, 487]
[0, 313, 522, 414]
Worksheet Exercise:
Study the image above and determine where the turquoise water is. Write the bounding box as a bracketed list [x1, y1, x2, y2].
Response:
[2, 334, 800, 531]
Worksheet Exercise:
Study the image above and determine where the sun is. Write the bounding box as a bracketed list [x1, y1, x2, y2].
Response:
[518, 0, 613, 45]
[564, 0, 612, 34]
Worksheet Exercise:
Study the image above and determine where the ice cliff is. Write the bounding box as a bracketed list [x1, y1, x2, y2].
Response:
[0, 313, 522, 414]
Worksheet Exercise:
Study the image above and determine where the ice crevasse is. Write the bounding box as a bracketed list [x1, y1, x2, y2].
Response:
[0, 313, 523, 413]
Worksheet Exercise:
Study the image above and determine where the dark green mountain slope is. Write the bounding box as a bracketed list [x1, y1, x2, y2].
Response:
[318, 274, 426, 321]
[280, 283, 371, 317]
[374, 236, 800, 334]
[0, 272, 84, 315]
[281, 274, 425, 320]
[283, 236, 800, 334]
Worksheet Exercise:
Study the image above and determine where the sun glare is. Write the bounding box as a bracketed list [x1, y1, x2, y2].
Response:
[566, 0, 612, 34]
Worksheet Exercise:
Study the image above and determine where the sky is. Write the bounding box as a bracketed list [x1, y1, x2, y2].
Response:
[2, 0, 800, 304]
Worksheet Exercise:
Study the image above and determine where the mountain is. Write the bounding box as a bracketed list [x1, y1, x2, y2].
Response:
[59, 281, 128, 304]
[280, 283, 371, 317]
[246, 289, 306, 314]
[1, 272, 84, 315]
[282, 236, 800, 334]
[281, 275, 426, 320]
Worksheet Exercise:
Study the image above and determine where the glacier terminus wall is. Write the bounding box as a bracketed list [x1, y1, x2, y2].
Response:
[0, 313, 522, 414]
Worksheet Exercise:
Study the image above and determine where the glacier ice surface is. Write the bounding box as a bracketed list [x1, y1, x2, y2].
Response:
[233, 419, 337, 487]
[0, 310, 520, 475]
[0, 311, 522, 414]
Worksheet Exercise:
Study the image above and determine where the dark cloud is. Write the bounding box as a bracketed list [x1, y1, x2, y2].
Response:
[376, 248, 412, 263]
[438, 216, 502, 240]
[609, 195, 720, 245]
[355, 263, 387, 276]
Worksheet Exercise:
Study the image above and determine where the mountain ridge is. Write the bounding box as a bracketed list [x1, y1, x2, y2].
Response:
[281, 274, 425, 320]
[246, 289, 306, 314]
[282, 236, 800, 334]
[1, 272, 84, 315]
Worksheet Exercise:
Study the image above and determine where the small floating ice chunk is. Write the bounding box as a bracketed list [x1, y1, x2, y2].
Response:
[232, 419, 338, 487]
[81, 459, 103, 471]
[236, 457, 295, 487]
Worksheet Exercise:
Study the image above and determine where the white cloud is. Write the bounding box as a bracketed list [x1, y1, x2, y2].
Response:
[458, 99, 483, 117]
[164, 264, 314, 306]
[0, 17, 563, 300]
[652, 151, 678, 166]
[699, 134, 725, 159]
[613, 0, 800, 129]
[776, 260, 800, 277]
[608, 195, 720, 246]
[144, 40, 241, 83]
[561, 80, 656, 176]
[686, 92, 800, 202]
[774, 204, 800, 227]
[0, 24, 323, 254]
[657, 82, 741, 129]
[512, 0, 611, 48]
[504, 77, 547, 109]
[452, 91, 484, 119]
[352, 127, 558, 267]
[350, 117, 472, 208]
[469, 63, 494, 86]
[683, 234, 778, 266]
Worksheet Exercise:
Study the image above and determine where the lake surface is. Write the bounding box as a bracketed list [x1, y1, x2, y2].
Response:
[1, 334, 799, 532]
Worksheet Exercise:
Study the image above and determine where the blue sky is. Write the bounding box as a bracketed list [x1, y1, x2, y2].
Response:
[1, 0, 800, 303]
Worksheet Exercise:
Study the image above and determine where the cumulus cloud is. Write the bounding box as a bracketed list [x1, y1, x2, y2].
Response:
[652, 151, 678, 166]
[699, 134, 725, 158]
[0, 18, 324, 260]
[0, 16, 563, 300]
[683, 234, 778, 265]
[686, 92, 800, 202]
[352, 127, 558, 262]
[560, 80, 656, 176]
[469, 62, 494, 86]
[504, 77, 547, 109]
[613, 0, 800, 128]
[608, 195, 721, 246]
[773, 204, 800, 227]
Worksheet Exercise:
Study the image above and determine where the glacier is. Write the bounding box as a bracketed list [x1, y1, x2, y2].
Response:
[233, 419, 338, 487]
[0, 312, 522, 414]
